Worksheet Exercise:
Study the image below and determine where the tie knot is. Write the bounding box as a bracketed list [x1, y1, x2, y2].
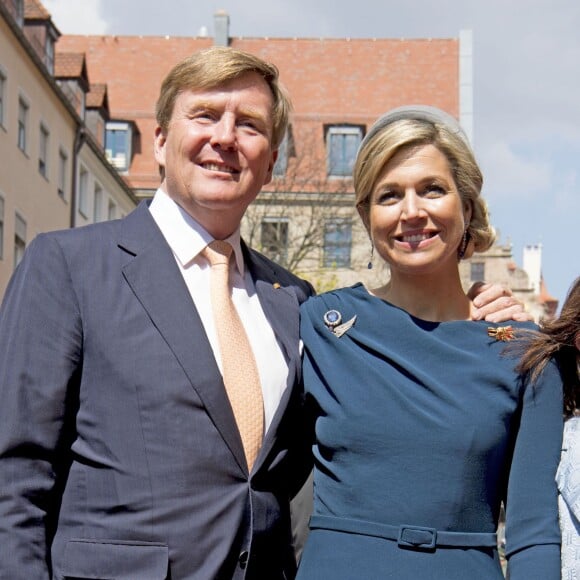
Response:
[203, 240, 233, 267]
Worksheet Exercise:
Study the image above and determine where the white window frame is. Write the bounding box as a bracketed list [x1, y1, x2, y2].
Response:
[323, 218, 352, 268]
[326, 125, 363, 177]
[17, 95, 29, 153]
[93, 182, 103, 222]
[39, 123, 50, 178]
[78, 165, 89, 218]
[58, 148, 68, 200]
[107, 198, 117, 221]
[273, 126, 293, 177]
[14, 212, 26, 270]
[260, 217, 289, 266]
[105, 122, 132, 172]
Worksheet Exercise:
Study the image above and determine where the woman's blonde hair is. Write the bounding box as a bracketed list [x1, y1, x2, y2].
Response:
[354, 106, 495, 253]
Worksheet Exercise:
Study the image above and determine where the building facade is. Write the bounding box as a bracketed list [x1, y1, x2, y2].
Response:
[0, 0, 137, 297]
[41, 8, 556, 315]
[56, 13, 467, 290]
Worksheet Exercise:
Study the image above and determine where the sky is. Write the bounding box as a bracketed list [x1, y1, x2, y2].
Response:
[43, 0, 579, 309]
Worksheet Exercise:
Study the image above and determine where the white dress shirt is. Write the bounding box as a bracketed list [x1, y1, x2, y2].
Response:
[149, 188, 289, 433]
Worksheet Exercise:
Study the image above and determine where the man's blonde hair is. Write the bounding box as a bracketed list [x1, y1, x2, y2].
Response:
[155, 46, 291, 148]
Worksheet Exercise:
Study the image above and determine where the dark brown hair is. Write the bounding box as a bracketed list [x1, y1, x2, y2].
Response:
[517, 277, 580, 417]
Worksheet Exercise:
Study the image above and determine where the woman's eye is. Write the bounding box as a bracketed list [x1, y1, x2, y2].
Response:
[424, 184, 446, 197]
[375, 190, 399, 204]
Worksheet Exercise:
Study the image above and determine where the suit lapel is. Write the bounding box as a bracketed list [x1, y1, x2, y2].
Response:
[118, 204, 247, 472]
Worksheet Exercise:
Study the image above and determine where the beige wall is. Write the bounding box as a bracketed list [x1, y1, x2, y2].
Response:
[0, 14, 75, 296]
[0, 11, 138, 300]
[242, 194, 390, 294]
[73, 140, 137, 227]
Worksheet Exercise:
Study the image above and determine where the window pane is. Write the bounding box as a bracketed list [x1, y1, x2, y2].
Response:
[261, 219, 288, 266]
[470, 262, 485, 281]
[78, 167, 89, 217]
[273, 131, 289, 176]
[39, 125, 49, 177]
[323, 220, 351, 267]
[108, 199, 117, 221]
[18, 99, 28, 152]
[327, 127, 362, 176]
[93, 184, 103, 222]
[58, 150, 68, 198]
[105, 123, 131, 171]
[14, 213, 26, 270]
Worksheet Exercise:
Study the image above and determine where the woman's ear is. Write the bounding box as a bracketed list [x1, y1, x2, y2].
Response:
[463, 200, 473, 228]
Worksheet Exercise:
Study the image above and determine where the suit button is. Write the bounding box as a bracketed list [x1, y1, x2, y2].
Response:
[239, 550, 249, 569]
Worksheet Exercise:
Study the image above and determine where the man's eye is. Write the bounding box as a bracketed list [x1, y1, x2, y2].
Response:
[192, 111, 214, 121]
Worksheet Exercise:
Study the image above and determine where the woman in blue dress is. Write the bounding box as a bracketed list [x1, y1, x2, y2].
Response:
[297, 106, 563, 579]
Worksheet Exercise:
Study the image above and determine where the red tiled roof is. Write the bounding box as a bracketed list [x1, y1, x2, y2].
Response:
[56, 34, 459, 190]
[86, 83, 107, 109]
[24, 0, 51, 20]
[54, 52, 86, 79]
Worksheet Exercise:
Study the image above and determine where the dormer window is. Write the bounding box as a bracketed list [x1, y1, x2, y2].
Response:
[14, 0, 24, 25]
[45, 33, 55, 74]
[105, 122, 132, 172]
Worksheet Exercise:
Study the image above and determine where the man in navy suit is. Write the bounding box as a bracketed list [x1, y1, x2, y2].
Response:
[0, 47, 314, 579]
[0, 47, 526, 579]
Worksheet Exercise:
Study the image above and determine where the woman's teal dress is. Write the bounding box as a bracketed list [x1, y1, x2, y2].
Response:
[296, 284, 562, 579]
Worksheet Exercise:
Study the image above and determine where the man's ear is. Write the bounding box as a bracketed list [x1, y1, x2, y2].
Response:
[153, 126, 167, 167]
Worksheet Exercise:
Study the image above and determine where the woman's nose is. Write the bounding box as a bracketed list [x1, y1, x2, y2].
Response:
[401, 191, 424, 220]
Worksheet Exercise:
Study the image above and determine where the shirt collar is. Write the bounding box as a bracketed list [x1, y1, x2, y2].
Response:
[149, 188, 246, 276]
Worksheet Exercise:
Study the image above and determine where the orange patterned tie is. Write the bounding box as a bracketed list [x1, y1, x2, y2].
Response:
[202, 241, 264, 471]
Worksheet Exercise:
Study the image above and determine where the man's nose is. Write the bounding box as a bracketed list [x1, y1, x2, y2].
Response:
[210, 117, 237, 149]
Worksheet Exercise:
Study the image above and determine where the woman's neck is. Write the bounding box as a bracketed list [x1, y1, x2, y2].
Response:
[370, 269, 474, 322]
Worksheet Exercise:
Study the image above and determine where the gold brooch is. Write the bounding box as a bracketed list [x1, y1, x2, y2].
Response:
[487, 326, 515, 341]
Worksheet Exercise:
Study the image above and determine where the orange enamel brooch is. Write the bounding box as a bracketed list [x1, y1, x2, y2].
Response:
[487, 326, 515, 341]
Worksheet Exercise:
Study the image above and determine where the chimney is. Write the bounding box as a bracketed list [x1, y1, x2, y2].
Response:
[214, 10, 230, 47]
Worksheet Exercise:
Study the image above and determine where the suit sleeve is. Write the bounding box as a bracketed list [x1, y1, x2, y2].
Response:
[505, 361, 563, 579]
[0, 234, 82, 577]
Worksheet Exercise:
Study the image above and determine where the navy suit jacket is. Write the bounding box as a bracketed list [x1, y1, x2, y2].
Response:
[0, 202, 314, 579]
